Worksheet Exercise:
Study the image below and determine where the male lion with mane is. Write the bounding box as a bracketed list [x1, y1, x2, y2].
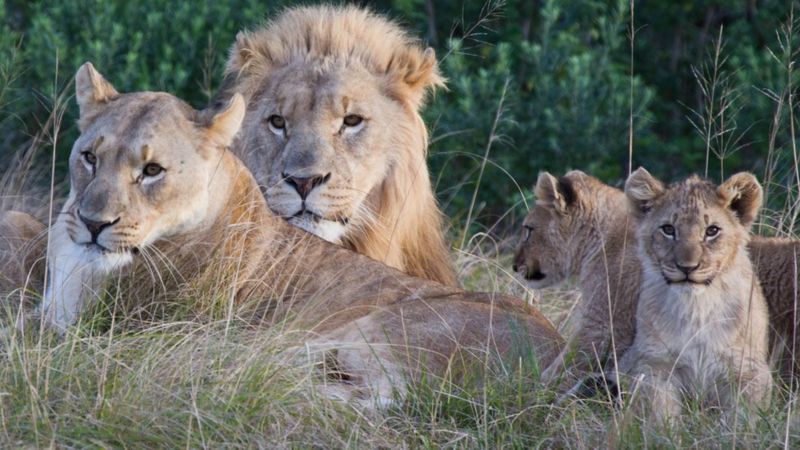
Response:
[33, 63, 561, 408]
[213, 5, 457, 286]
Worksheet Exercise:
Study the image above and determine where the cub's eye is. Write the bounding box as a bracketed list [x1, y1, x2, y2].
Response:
[343, 115, 363, 127]
[267, 115, 286, 130]
[523, 225, 533, 241]
[660, 224, 675, 237]
[82, 151, 97, 165]
[143, 163, 164, 177]
[705, 225, 720, 238]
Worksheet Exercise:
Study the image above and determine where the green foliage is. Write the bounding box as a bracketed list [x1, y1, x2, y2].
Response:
[0, 0, 798, 224]
[0, 0, 282, 168]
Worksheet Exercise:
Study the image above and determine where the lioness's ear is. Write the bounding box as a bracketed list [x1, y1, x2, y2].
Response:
[207, 93, 246, 147]
[75, 62, 119, 129]
[718, 172, 763, 228]
[625, 167, 664, 217]
[535, 172, 575, 214]
[386, 47, 445, 111]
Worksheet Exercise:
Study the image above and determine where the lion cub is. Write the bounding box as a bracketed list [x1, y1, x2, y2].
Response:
[513, 170, 639, 388]
[619, 168, 771, 425]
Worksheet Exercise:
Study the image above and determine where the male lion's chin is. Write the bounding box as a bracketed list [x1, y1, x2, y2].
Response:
[288, 216, 346, 244]
[662, 273, 715, 287]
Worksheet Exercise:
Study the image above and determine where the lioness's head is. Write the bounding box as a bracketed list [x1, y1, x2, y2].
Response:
[513, 170, 623, 288]
[64, 63, 245, 256]
[216, 5, 444, 244]
[625, 168, 762, 285]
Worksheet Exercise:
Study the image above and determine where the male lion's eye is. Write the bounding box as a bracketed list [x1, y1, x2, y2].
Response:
[660, 224, 675, 237]
[343, 115, 363, 127]
[268, 115, 286, 130]
[82, 151, 97, 165]
[143, 163, 164, 177]
[705, 225, 720, 238]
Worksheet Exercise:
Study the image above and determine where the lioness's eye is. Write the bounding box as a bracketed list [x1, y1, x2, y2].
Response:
[82, 151, 97, 165]
[660, 224, 675, 237]
[143, 163, 164, 177]
[343, 115, 363, 127]
[268, 115, 286, 130]
[705, 225, 720, 238]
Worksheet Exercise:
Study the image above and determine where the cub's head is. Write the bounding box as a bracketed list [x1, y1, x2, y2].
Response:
[513, 170, 620, 288]
[217, 5, 443, 243]
[64, 63, 245, 256]
[625, 168, 762, 285]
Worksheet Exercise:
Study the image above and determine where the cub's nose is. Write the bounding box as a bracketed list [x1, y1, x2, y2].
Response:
[512, 248, 525, 273]
[676, 263, 700, 275]
[78, 212, 119, 242]
[282, 172, 331, 200]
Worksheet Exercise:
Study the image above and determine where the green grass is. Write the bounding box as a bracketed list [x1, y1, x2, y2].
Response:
[0, 239, 798, 448]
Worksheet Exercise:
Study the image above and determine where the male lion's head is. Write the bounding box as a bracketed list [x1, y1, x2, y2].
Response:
[214, 5, 456, 285]
[625, 168, 762, 286]
[64, 63, 246, 257]
[513, 170, 625, 288]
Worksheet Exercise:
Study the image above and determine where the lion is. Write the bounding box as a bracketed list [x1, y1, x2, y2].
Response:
[36, 62, 561, 407]
[749, 236, 800, 380]
[0, 211, 46, 297]
[512, 170, 640, 390]
[513, 172, 800, 385]
[616, 168, 771, 425]
[212, 5, 457, 286]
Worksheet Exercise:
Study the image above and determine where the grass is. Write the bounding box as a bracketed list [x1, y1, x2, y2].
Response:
[3, 6, 800, 450]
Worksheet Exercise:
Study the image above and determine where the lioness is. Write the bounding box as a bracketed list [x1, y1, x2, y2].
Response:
[617, 168, 771, 425]
[213, 5, 457, 286]
[512, 171, 639, 388]
[0, 211, 46, 296]
[37, 62, 561, 407]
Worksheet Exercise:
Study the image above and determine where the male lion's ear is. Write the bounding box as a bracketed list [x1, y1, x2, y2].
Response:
[535, 172, 575, 214]
[386, 47, 445, 111]
[718, 172, 763, 228]
[227, 31, 261, 73]
[75, 62, 119, 130]
[625, 167, 664, 217]
[207, 93, 246, 147]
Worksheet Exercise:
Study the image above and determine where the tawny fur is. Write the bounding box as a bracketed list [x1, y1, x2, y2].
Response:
[512, 171, 640, 390]
[0, 211, 46, 298]
[749, 236, 800, 381]
[30, 63, 561, 407]
[618, 169, 771, 426]
[213, 5, 456, 286]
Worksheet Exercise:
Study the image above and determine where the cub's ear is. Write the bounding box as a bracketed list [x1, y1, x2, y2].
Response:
[75, 62, 119, 130]
[718, 172, 763, 228]
[386, 47, 445, 111]
[625, 167, 664, 217]
[206, 93, 246, 147]
[535, 172, 576, 214]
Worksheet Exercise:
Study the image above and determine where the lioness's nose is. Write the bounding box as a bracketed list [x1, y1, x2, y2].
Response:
[283, 172, 331, 199]
[78, 212, 119, 242]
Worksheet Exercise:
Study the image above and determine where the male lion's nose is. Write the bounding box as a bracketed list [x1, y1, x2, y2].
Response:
[283, 172, 331, 200]
[676, 263, 700, 275]
[78, 212, 119, 242]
